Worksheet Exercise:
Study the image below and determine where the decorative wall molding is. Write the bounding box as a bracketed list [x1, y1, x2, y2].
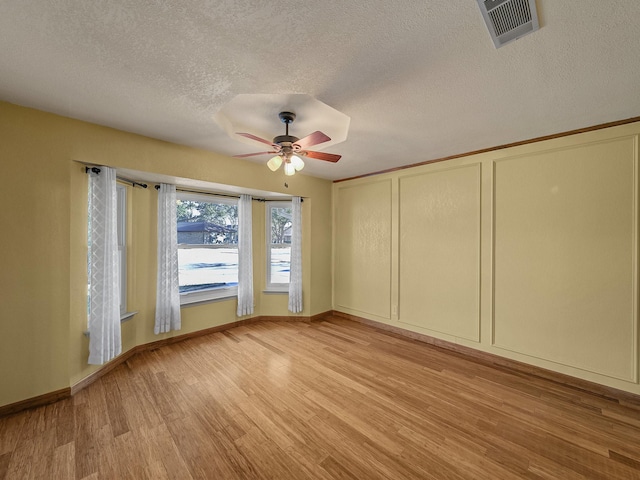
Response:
[491, 136, 637, 381]
[334, 179, 393, 319]
[334, 116, 640, 183]
[397, 163, 482, 341]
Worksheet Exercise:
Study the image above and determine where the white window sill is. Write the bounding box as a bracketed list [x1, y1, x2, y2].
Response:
[180, 293, 237, 307]
[120, 311, 137, 322]
[263, 289, 289, 294]
[180, 287, 238, 307]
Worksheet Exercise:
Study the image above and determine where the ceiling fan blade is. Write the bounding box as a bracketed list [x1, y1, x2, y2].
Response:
[233, 151, 278, 158]
[294, 131, 331, 149]
[304, 150, 341, 163]
[236, 132, 276, 147]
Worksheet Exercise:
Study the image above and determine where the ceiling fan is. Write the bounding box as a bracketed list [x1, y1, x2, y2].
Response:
[233, 111, 341, 176]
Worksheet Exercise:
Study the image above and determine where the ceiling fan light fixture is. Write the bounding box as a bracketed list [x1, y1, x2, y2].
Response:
[291, 155, 304, 171]
[267, 155, 283, 171]
[284, 162, 296, 176]
[233, 110, 341, 171]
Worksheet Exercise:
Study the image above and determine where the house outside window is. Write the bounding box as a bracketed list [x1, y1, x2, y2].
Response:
[266, 202, 292, 291]
[177, 192, 239, 304]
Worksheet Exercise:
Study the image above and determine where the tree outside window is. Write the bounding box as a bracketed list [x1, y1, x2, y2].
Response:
[267, 203, 292, 288]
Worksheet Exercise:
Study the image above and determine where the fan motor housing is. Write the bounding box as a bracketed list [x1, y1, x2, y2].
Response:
[273, 135, 299, 145]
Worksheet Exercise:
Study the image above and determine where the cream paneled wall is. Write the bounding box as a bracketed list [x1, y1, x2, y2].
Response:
[398, 164, 481, 341]
[493, 138, 637, 382]
[334, 180, 392, 319]
[333, 123, 640, 395]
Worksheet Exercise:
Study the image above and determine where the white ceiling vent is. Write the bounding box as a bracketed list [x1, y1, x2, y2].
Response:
[477, 0, 539, 48]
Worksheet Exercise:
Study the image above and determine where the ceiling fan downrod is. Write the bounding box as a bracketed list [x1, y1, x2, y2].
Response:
[274, 111, 299, 146]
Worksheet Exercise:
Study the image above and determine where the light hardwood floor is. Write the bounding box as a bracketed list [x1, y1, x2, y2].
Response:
[2, 316, 640, 479]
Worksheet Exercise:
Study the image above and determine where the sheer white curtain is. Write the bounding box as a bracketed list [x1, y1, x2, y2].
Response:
[88, 166, 122, 365]
[155, 184, 182, 334]
[237, 194, 254, 316]
[288, 197, 303, 313]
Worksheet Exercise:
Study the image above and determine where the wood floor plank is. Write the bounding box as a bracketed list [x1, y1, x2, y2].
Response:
[0, 453, 11, 480]
[396, 443, 467, 480]
[166, 413, 241, 479]
[320, 453, 380, 480]
[25, 427, 56, 479]
[50, 442, 75, 480]
[1, 317, 640, 479]
[100, 372, 130, 438]
[234, 424, 310, 480]
[0, 412, 26, 456]
[52, 399, 76, 448]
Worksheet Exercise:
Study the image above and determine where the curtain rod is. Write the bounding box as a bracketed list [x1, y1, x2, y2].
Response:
[84, 167, 301, 201]
[154, 185, 303, 202]
[85, 167, 148, 189]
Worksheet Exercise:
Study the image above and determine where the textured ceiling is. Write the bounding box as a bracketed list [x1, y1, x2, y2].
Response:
[1, 1, 639, 180]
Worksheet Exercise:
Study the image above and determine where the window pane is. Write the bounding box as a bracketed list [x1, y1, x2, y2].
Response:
[178, 247, 238, 292]
[119, 247, 126, 314]
[117, 185, 126, 314]
[270, 246, 291, 284]
[117, 186, 126, 247]
[270, 207, 292, 244]
[176, 197, 239, 294]
[267, 204, 292, 286]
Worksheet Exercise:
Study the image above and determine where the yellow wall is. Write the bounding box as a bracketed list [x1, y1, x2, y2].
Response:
[333, 123, 640, 395]
[0, 101, 333, 408]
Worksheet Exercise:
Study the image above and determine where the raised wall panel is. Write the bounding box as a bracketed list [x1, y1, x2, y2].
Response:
[398, 164, 481, 341]
[493, 137, 637, 381]
[335, 180, 392, 318]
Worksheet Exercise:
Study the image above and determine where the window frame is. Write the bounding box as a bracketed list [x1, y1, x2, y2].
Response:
[116, 183, 127, 316]
[177, 192, 239, 305]
[266, 201, 292, 292]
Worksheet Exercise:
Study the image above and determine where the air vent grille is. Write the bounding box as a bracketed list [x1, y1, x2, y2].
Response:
[477, 0, 539, 48]
[489, 0, 531, 36]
